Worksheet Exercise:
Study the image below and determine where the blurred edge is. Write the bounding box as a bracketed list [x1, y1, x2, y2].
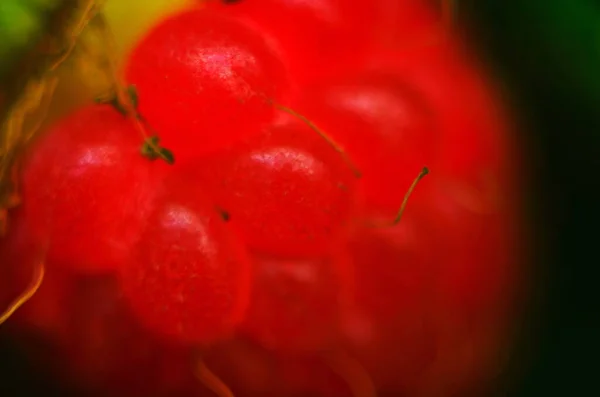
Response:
[459, 0, 600, 396]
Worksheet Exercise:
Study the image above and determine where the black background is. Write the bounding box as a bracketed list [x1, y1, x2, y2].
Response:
[459, 0, 600, 395]
[2, 1, 600, 396]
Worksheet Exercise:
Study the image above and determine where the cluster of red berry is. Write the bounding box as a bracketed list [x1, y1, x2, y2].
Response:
[0, 1, 521, 396]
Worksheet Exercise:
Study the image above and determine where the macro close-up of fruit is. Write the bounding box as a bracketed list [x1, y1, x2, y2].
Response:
[0, 0, 547, 396]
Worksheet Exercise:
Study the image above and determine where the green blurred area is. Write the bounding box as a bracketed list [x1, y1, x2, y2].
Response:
[460, 0, 600, 395]
[465, 0, 600, 109]
[0, 0, 63, 78]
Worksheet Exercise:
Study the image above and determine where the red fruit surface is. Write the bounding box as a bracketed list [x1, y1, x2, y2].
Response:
[295, 72, 438, 218]
[340, 206, 439, 393]
[1, 1, 522, 397]
[19, 104, 163, 274]
[241, 250, 353, 354]
[363, 42, 512, 191]
[410, 177, 517, 397]
[373, 0, 450, 51]
[339, 173, 518, 395]
[207, 0, 382, 84]
[119, 171, 252, 345]
[125, 8, 291, 163]
[188, 119, 358, 257]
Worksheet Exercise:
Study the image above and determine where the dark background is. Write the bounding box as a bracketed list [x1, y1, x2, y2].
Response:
[460, 0, 600, 395]
[2, 1, 600, 395]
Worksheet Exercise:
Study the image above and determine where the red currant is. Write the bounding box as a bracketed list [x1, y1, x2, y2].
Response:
[340, 207, 438, 391]
[188, 119, 358, 257]
[241, 250, 353, 354]
[365, 42, 510, 186]
[416, 175, 517, 319]
[125, 8, 291, 163]
[295, 71, 438, 219]
[207, 0, 382, 84]
[20, 105, 163, 274]
[373, 0, 450, 51]
[119, 170, 252, 345]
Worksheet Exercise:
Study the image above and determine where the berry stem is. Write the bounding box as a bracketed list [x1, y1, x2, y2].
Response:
[1, 1, 102, 233]
[368, 167, 430, 228]
[272, 102, 362, 178]
[0, 75, 60, 235]
[0, 259, 45, 326]
[91, 11, 174, 165]
[140, 135, 175, 164]
[47, 0, 103, 73]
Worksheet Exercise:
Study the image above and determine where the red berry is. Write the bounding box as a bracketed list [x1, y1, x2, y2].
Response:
[364, 42, 510, 186]
[20, 105, 163, 274]
[296, 72, 438, 218]
[241, 250, 353, 354]
[373, 0, 449, 51]
[341, 209, 439, 391]
[409, 178, 518, 396]
[341, 172, 518, 394]
[416, 175, 517, 318]
[125, 8, 291, 163]
[347, 219, 432, 322]
[119, 170, 252, 345]
[208, 0, 382, 84]
[190, 119, 358, 257]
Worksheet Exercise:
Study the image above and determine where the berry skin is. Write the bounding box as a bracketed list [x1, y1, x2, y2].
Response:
[189, 119, 358, 257]
[208, 0, 382, 84]
[373, 0, 450, 51]
[364, 39, 510, 190]
[20, 105, 164, 274]
[2, 2, 520, 397]
[340, 207, 439, 392]
[341, 173, 518, 394]
[240, 250, 353, 354]
[125, 8, 291, 163]
[295, 72, 438, 219]
[415, 175, 517, 321]
[119, 170, 252, 345]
